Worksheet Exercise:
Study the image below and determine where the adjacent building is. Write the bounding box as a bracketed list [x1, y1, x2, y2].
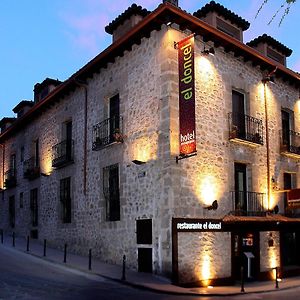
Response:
[1, 0, 300, 286]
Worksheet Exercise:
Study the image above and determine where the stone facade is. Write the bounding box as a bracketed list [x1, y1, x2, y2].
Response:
[1, 1, 300, 286]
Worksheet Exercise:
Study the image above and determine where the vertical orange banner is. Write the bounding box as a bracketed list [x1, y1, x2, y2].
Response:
[178, 35, 196, 155]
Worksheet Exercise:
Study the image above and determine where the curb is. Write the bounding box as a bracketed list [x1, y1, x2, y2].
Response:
[1, 243, 300, 297]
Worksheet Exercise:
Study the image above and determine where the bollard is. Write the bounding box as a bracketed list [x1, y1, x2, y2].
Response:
[121, 255, 126, 280]
[26, 236, 30, 252]
[1, 230, 3, 244]
[240, 266, 245, 293]
[43, 239, 47, 257]
[275, 267, 279, 289]
[88, 249, 92, 270]
[12, 232, 15, 247]
[63, 244, 67, 263]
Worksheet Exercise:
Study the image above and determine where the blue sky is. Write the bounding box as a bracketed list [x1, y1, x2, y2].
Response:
[0, 0, 299, 118]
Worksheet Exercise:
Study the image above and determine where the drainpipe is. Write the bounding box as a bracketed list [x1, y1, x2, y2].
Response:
[0, 143, 4, 190]
[74, 79, 88, 196]
[263, 67, 277, 210]
[263, 83, 271, 210]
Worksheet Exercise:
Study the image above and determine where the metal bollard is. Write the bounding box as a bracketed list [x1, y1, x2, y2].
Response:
[26, 236, 30, 252]
[1, 230, 3, 244]
[43, 239, 47, 257]
[121, 255, 126, 280]
[12, 232, 15, 247]
[63, 244, 67, 263]
[88, 249, 92, 270]
[240, 266, 245, 292]
[275, 267, 279, 289]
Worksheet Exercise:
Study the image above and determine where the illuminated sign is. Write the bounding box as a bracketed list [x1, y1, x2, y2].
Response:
[178, 34, 196, 156]
[176, 220, 222, 232]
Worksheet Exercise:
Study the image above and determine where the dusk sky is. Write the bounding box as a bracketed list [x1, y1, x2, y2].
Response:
[1, 0, 299, 118]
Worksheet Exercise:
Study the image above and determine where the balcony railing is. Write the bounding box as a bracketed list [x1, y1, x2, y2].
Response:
[23, 157, 40, 180]
[228, 113, 263, 145]
[231, 191, 266, 216]
[92, 116, 123, 151]
[280, 130, 300, 157]
[4, 169, 17, 189]
[52, 139, 74, 168]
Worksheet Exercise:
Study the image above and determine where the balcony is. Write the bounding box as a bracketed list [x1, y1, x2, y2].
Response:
[23, 157, 40, 180]
[231, 191, 266, 216]
[92, 116, 123, 151]
[4, 169, 17, 189]
[280, 130, 300, 158]
[52, 139, 74, 168]
[228, 113, 263, 146]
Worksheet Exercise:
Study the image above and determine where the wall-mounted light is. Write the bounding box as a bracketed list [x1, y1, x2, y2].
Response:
[202, 47, 215, 56]
[262, 67, 277, 84]
[203, 200, 218, 210]
[41, 173, 50, 177]
[132, 160, 146, 165]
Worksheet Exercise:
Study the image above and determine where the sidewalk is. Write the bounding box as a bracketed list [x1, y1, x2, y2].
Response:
[1, 233, 300, 297]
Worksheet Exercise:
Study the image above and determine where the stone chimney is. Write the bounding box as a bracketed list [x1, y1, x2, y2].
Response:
[13, 100, 34, 118]
[105, 4, 150, 42]
[163, 0, 178, 7]
[34, 78, 61, 103]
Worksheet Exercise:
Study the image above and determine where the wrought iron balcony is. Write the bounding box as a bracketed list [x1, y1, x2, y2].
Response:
[52, 139, 74, 168]
[230, 191, 266, 216]
[92, 116, 123, 151]
[280, 130, 300, 158]
[23, 157, 40, 180]
[4, 169, 17, 189]
[228, 113, 263, 145]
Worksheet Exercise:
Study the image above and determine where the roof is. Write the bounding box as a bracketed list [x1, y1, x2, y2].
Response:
[105, 3, 150, 34]
[0, 117, 16, 127]
[247, 34, 293, 57]
[12, 100, 34, 113]
[193, 1, 250, 31]
[0, 2, 300, 142]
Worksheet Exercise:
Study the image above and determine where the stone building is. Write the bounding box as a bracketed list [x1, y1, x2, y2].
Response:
[1, 0, 300, 286]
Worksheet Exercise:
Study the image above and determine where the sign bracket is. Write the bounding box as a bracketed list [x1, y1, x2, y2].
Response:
[176, 152, 197, 163]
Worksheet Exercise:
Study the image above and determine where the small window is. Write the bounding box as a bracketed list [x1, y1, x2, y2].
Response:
[103, 164, 120, 221]
[20, 146, 24, 163]
[19, 192, 24, 209]
[216, 17, 240, 40]
[60, 177, 71, 223]
[136, 219, 152, 244]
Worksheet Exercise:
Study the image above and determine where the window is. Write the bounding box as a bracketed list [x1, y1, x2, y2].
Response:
[109, 94, 120, 143]
[234, 162, 247, 212]
[20, 146, 24, 163]
[103, 164, 120, 221]
[19, 192, 24, 209]
[284, 172, 296, 211]
[60, 177, 71, 223]
[281, 109, 293, 146]
[136, 219, 152, 244]
[10, 154, 16, 173]
[34, 139, 39, 167]
[30, 188, 38, 227]
[216, 17, 240, 40]
[9, 196, 15, 228]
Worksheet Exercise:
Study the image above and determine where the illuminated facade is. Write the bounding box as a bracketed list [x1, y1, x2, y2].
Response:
[1, 0, 300, 286]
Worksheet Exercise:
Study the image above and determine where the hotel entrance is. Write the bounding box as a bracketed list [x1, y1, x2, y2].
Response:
[232, 232, 259, 281]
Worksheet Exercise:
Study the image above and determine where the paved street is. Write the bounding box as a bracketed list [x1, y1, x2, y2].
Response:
[1, 245, 300, 299]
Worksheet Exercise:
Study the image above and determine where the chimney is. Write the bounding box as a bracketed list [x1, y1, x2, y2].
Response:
[34, 78, 62, 103]
[163, 0, 178, 7]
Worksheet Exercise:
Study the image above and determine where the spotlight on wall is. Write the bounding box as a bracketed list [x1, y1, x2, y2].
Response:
[262, 67, 277, 84]
[202, 47, 215, 56]
[132, 160, 146, 165]
[203, 200, 218, 210]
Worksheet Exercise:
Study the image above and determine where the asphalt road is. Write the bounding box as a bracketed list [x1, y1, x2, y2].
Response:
[1, 245, 300, 300]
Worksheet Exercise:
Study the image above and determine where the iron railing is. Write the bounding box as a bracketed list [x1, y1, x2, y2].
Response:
[4, 169, 17, 189]
[280, 130, 300, 156]
[23, 157, 40, 180]
[52, 139, 74, 168]
[231, 191, 266, 216]
[92, 116, 123, 151]
[228, 113, 263, 145]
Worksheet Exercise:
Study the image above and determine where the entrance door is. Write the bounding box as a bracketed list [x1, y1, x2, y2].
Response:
[232, 90, 246, 139]
[234, 163, 247, 213]
[232, 232, 259, 281]
[138, 248, 152, 273]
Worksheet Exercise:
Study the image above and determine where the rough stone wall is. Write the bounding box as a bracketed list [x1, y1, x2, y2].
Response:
[178, 231, 231, 284]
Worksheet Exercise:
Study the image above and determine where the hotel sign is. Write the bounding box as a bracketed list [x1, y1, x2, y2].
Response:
[178, 34, 196, 156]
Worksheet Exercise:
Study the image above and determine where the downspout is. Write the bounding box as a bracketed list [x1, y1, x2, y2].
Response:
[0, 143, 5, 190]
[74, 79, 88, 196]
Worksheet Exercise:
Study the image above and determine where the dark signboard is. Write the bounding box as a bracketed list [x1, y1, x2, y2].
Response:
[178, 34, 196, 156]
